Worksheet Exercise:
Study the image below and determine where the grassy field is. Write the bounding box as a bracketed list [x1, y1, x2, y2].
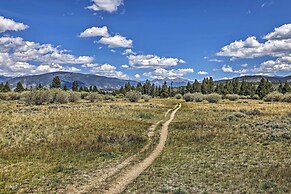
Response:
[0, 99, 174, 193]
[1, 98, 290, 193]
[125, 99, 291, 193]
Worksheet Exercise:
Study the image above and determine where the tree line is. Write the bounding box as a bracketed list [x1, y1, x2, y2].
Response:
[1, 76, 290, 99]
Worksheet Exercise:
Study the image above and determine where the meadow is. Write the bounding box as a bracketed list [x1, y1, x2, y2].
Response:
[0, 97, 290, 193]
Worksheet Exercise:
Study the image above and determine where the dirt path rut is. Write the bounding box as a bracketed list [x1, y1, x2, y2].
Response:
[104, 103, 181, 194]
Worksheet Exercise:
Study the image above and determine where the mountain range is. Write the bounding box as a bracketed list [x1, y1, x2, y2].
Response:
[1, 72, 291, 89]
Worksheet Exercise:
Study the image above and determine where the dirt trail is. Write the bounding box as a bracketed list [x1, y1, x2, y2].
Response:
[62, 106, 175, 194]
[104, 103, 181, 194]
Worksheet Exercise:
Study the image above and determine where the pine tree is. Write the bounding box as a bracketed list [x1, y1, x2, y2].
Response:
[201, 78, 208, 94]
[278, 83, 283, 93]
[51, 76, 61, 88]
[14, 82, 25, 92]
[282, 81, 291, 94]
[160, 81, 169, 98]
[3, 82, 11, 92]
[0, 83, 4, 92]
[186, 81, 192, 93]
[136, 82, 143, 93]
[256, 78, 272, 98]
[72, 81, 79, 91]
[63, 85, 68, 91]
[232, 79, 240, 94]
[193, 79, 201, 93]
[208, 77, 215, 93]
[93, 86, 98, 92]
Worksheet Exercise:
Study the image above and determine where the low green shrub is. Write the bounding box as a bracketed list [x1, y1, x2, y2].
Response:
[126, 91, 141, 102]
[87, 93, 103, 102]
[281, 93, 291, 103]
[205, 93, 222, 103]
[22, 90, 52, 105]
[192, 93, 204, 102]
[225, 94, 240, 101]
[263, 92, 283, 102]
[68, 92, 81, 103]
[141, 95, 151, 102]
[175, 94, 182, 99]
[183, 93, 193, 102]
[104, 95, 116, 101]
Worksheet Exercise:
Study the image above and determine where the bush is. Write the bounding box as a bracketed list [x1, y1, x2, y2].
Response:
[68, 92, 81, 103]
[0, 93, 10, 101]
[225, 94, 240, 101]
[205, 93, 222, 103]
[141, 95, 151, 102]
[183, 93, 194, 102]
[87, 93, 103, 102]
[51, 89, 69, 104]
[104, 94, 116, 101]
[126, 91, 141, 102]
[192, 93, 205, 102]
[116, 93, 124, 99]
[223, 112, 247, 121]
[263, 92, 283, 102]
[281, 93, 291, 103]
[22, 90, 52, 105]
[8, 92, 21, 100]
[175, 94, 182, 99]
[251, 94, 260, 100]
[239, 95, 248, 99]
[80, 92, 90, 99]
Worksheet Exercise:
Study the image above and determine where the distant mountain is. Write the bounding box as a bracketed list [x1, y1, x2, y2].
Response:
[151, 77, 190, 87]
[216, 75, 291, 84]
[0, 76, 10, 83]
[6, 72, 137, 90]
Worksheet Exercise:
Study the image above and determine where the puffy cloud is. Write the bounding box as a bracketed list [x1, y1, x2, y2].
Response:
[87, 0, 123, 13]
[0, 16, 29, 33]
[198, 71, 209, 75]
[97, 35, 133, 48]
[222, 65, 233, 72]
[253, 56, 291, 73]
[134, 74, 141, 79]
[121, 64, 130, 69]
[143, 68, 194, 79]
[122, 49, 136, 55]
[90, 64, 129, 79]
[264, 24, 291, 40]
[0, 36, 93, 76]
[79, 26, 109, 38]
[128, 54, 185, 69]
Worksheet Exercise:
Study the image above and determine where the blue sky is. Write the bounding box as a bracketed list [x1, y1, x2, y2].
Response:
[0, 0, 290, 80]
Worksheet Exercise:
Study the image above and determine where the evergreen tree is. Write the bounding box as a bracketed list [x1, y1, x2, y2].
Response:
[72, 81, 79, 91]
[0, 83, 4, 92]
[79, 86, 84, 92]
[208, 77, 215, 93]
[37, 83, 43, 90]
[256, 78, 272, 98]
[239, 80, 247, 96]
[63, 85, 68, 91]
[93, 86, 98, 92]
[14, 82, 25, 92]
[3, 82, 11, 92]
[89, 86, 93, 92]
[143, 80, 151, 95]
[51, 76, 61, 88]
[186, 81, 192, 93]
[232, 79, 240, 94]
[193, 79, 201, 93]
[282, 81, 291, 94]
[160, 81, 169, 98]
[201, 78, 208, 94]
[170, 81, 174, 97]
[278, 83, 283, 93]
[136, 82, 143, 93]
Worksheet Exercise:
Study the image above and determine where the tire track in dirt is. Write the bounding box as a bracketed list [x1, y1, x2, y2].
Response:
[103, 104, 181, 194]
[62, 106, 175, 194]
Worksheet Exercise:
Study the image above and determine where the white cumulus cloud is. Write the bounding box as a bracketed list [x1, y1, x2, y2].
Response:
[86, 0, 123, 13]
[143, 68, 193, 79]
[0, 16, 29, 33]
[198, 71, 209, 75]
[90, 64, 129, 79]
[79, 26, 109, 38]
[128, 54, 185, 69]
[98, 35, 133, 48]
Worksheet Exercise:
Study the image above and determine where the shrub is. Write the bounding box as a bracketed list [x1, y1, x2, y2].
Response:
[8, 92, 21, 101]
[126, 91, 141, 102]
[104, 94, 116, 101]
[87, 93, 103, 102]
[80, 92, 90, 99]
[281, 93, 291, 103]
[22, 90, 52, 105]
[0, 93, 10, 101]
[116, 93, 124, 99]
[205, 93, 222, 103]
[51, 89, 69, 104]
[175, 94, 182, 99]
[225, 94, 240, 101]
[141, 95, 151, 102]
[263, 92, 283, 102]
[192, 93, 205, 102]
[223, 112, 247, 121]
[68, 92, 81, 103]
[251, 94, 260, 100]
[183, 93, 194, 102]
[239, 95, 248, 99]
